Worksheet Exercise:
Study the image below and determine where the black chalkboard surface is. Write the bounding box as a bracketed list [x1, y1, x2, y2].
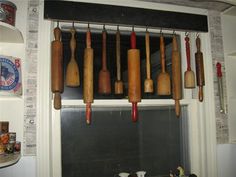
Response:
[61, 106, 186, 177]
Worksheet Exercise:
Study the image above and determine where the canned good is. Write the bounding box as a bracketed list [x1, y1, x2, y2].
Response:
[0, 0, 17, 26]
[0, 143, 5, 154]
[0, 133, 9, 144]
[0, 121, 9, 134]
[14, 141, 20, 153]
[8, 132, 16, 143]
[5, 143, 14, 153]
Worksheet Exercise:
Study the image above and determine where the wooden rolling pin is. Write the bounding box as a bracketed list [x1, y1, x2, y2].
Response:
[172, 34, 182, 117]
[83, 27, 94, 124]
[157, 33, 171, 95]
[144, 30, 153, 93]
[98, 27, 111, 94]
[115, 27, 123, 94]
[66, 26, 80, 87]
[195, 35, 205, 102]
[128, 29, 141, 122]
[51, 26, 63, 110]
[184, 34, 195, 88]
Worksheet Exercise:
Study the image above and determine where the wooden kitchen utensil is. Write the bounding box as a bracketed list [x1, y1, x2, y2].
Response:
[128, 28, 141, 122]
[157, 33, 171, 95]
[98, 26, 111, 94]
[195, 35, 205, 102]
[144, 29, 153, 93]
[115, 27, 123, 94]
[83, 26, 94, 124]
[66, 25, 80, 87]
[184, 34, 195, 88]
[51, 25, 63, 109]
[172, 34, 182, 117]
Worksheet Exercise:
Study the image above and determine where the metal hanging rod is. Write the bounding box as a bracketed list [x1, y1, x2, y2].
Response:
[55, 21, 198, 35]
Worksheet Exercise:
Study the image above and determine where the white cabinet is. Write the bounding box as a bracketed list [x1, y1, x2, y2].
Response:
[0, 21, 24, 168]
[0, 22, 23, 43]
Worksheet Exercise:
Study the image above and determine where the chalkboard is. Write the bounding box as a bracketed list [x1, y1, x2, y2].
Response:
[61, 106, 187, 177]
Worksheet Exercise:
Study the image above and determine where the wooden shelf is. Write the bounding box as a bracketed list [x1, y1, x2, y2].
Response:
[0, 153, 21, 168]
[0, 22, 24, 43]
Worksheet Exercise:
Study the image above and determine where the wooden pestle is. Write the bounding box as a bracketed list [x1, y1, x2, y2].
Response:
[66, 27, 80, 87]
[184, 34, 195, 88]
[98, 27, 111, 94]
[115, 28, 124, 94]
[157, 33, 171, 95]
[144, 30, 154, 93]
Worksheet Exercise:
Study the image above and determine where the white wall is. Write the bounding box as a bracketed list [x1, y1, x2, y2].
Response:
[0, 0, 36, 177]
[1, 1, 233, 177]
[222, 12, 236, 143]
[217, 144, 236, 177]
[216, 10, 236, 177]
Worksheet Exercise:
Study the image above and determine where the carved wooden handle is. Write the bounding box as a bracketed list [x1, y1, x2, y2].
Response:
[86, 103, 91, 124]
[160, 34, 166, 73]
[116, 30, 121, 81]
[131, 31, 136, 49]
[86, 28, 91, 49]
[102, 29, 107, 70]
[145, 31, 151, 79]
[185, 36, 191, 71]
[132, 102, 138, 122]
[70, 28, 76, 60]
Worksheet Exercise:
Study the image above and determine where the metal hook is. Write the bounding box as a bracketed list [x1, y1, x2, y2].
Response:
[173, 30, 176, 35]
[196, 32, 199, 38]
[72, 21, 75, 28]
[87, 23, 90, 32]
[57, 21, 59, 27]
[185, 31, 189, 36]
[132, 25, 134, 32]
[160, 28, 163, 35]
[146, 26, 148, 32]
[117, 25, 119, 31]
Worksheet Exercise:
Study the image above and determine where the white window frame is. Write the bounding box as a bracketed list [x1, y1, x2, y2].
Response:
[37, 1, 217, 177]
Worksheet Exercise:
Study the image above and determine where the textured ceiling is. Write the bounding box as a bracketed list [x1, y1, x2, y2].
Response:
[140, 0, 232, 11]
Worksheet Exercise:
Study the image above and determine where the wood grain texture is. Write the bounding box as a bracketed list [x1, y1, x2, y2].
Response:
[144, 31, 154, 93]
[83, 29, 94, 124]
[98, 29, 111, 94]
[157, 34, 171, 95]
[115, 29, 124, 94]
[184, 35, 195, 88]
[172, 34, 182, 117]
[195, 36, 205, 102]
[66, 27, 80, 87]
[51, 27, 63, 110]
[128, 49, 141, 103]
[83, 48, 93, 103]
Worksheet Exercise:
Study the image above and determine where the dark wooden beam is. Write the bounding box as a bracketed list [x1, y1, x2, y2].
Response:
[44, 1, 208, 32]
